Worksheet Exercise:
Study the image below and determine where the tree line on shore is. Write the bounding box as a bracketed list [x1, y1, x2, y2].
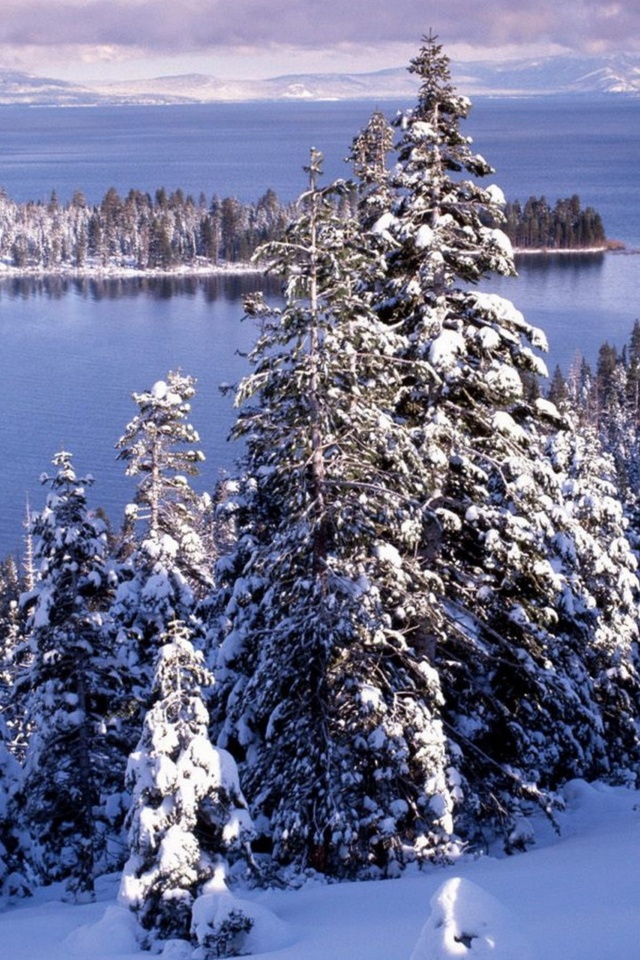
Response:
[0, 34, 638, 959]
[0, 184, 297, 271]
[504, 194, 608, 251]
[0, 182, 606, 276]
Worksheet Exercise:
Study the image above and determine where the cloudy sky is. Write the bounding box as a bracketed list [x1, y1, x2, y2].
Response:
[0, 0, 637, 83]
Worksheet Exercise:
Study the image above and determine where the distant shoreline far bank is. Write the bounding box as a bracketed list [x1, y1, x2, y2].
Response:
[0, 262, 267, 281]
[513, 240, 627, 257]
[0, 245, 634, 282]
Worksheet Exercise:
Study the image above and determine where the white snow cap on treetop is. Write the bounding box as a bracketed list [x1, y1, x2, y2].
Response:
[150, 379, 182, 405]
[151, 380, 167, 399]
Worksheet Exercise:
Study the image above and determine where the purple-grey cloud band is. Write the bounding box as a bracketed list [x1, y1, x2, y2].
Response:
[0, 0, 636, 55]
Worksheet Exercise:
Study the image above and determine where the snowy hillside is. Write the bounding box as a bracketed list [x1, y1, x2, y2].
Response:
[1, 780, 638, 960]
[454, 53, 640, 95]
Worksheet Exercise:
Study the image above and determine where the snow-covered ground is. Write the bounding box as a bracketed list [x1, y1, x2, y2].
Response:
[1, 779, 638, 960]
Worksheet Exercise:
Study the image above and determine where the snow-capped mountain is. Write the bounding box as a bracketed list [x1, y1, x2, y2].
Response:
[88, 68, 419, 103]
[0, 69, 98, 105]
[1, 54, 640, 106]
[454, 54, 640, 95]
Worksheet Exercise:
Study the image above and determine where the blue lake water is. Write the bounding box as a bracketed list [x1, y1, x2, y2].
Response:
[0, 97, 639, 553]
[0, 275, 269, 553]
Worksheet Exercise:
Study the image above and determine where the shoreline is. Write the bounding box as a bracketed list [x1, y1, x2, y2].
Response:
[512, 240, 630, 256]
[0, 243, 634, 280]
[513, 245, 609, 256]
[0, 260, 265, 280]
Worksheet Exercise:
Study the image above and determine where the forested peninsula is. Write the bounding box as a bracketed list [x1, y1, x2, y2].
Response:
[504, 194, 613, 252]
[0, 179, 610, 277]
[0, 185, 296, 274]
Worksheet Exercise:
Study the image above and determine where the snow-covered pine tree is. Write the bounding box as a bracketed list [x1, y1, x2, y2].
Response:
[0, 557, 22, 733]
[0, 558, 30, 892]
[0, 714, 28, 902]
[556, 325, 640, 549]
[210, 150, 457, 880]
[110, 371, 210, 722]
[120, 619, 253, 950]
[351, 34, 640, 842]
[349, 107, 394, 230]
[115, 369, 211, 596]
[544, 421, 640, 779]
[108, 532, 196, 685]
[573, 326, 640, 510]
[432, 398, 640, 844]
[106, 375, 213, 852]
[367, 32, 521, 373]
[17, 451, 120, 896]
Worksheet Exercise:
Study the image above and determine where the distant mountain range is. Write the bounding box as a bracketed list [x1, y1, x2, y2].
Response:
[1, 54, 640, 106]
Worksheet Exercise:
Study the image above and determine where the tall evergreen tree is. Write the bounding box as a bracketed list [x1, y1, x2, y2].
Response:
[109, 373, 211, 800]
[0, 557, 22, 718]
[350, 33, 640, 841]
[115, 369, 209, 591]
[112, 369, 210, 657]
[210, 150, 457, 878]
[0, 714, 28, 902]
[209, 36, 640, 874]
[17, 451, 120, 896]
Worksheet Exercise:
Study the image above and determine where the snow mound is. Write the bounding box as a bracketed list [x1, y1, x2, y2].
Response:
[158, 941, 193, 959]
[557, 778, 638, 838]
[409, 876, 535, 959]
[62, 904, 139, 956]
[191, 888, 289, 957]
